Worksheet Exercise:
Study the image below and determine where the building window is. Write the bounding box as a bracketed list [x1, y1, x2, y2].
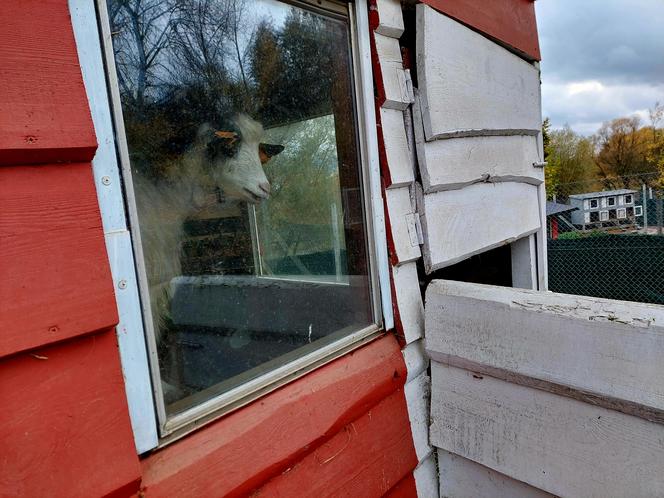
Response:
[101, 0, 385, 437]
[589, 211, 599, 223]
[625, 194, 633, 204]
[617, 208, 626, 219]
[589, 199, 599, 209]
[600, 210, 609, 221]
[607, 197, 616, 207]
[635, 206, 644, 217]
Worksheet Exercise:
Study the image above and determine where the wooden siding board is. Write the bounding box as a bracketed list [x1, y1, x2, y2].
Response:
[421, 0, 540, 61]
[430, 363, 664, 498]
[380, 108, 415, 188]
[385, 473, 418, 498]
[413, 455, 440, 498]
[385, 187, 421, 265]
[392, 262, 424, 345]
[402, 339, 428, 384]
[425, 280, 664, 422]
[416, 5, 541, 140]
[0, 163, 119, 358]
[374, 0, 405, 38]
[0, 331, 141, 498]
[404, 373, 432, 463]
[417, 182, 541, 273]
[140, 335, 408, 497]
[438, 450, 554, 498]
[418, 134, 543, 193]
[254, 388, 418, 498]
[0, 0, 96, 165]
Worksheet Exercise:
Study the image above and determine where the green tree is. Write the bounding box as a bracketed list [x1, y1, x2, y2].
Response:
[545, 125, 596, 200]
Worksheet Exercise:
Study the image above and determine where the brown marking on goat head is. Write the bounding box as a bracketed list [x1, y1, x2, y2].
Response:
[259, 143, 285, 165]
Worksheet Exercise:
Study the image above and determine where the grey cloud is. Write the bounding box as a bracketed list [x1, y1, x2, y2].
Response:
[536, 0, 664, 85]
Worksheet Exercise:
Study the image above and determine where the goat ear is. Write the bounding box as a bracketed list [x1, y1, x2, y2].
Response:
[259, 143, 285, 165]
[206, 130, 241, 159]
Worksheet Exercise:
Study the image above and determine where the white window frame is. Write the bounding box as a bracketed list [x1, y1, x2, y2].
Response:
[635, 205, 644, 217]
[617, 208, 627, 219]
[589, 199, 599, 209]
[607, 196, 616, 207]
[600, 210, 609, 222]
[625, 194, 634, 205]
[71, 0, 393, 450]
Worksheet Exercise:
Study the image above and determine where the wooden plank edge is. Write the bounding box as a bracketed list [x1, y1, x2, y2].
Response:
[427, 353, 664, 426]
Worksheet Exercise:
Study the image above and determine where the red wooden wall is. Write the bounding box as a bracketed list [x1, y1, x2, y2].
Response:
[422, 0, 541, 61]
[0, 4, 418, 497]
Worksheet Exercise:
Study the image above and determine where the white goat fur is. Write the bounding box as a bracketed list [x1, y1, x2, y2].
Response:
[134, 114, 272, 341]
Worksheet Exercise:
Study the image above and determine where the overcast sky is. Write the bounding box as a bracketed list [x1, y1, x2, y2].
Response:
[535, 0, 664, 135]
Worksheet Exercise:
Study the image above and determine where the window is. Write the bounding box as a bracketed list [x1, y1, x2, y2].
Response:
[600, 210, 609, 221]
[99, 0, 387, 438]
[607, 197, 616, 207]
[617, 208, 626, 219]
[625, 194, 633, 204]
[589, 199, 599, 209]
[635, 206, 644, 216]
[589, 211, 599, 223]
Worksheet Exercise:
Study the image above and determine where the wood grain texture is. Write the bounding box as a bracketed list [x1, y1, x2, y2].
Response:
[0, 331, 141, 498]
[392, 262, 424, 345]
[380, 108, 415, 188]
[375, 0, 405, 38]
[430, 363, 664, 498]
[404, 373, 432, 463]
[426, 280, 664, 423]
[0, 163, 118, 357]
[254, 388, 418, 498]
[140, 335, 409, 497]
[438, 450, 554, 498]
[416, 4, 541, 140]
[402, 339, 428, 384]
[385, 473, 418, 498]
[417, 182, 541, 272]
[0, 0, 96, 165]
[374, 32, 412, 111]
[385, 187, 421, 265]
[421, 0, 541, 61]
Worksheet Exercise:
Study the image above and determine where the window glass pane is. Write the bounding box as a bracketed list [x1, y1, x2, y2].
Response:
[106, 0, 374, 415]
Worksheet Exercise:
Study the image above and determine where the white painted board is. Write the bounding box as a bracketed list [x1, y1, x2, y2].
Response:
[380, 108, 415, 188]
[385, 186, 421, 264]
[438, 450, 554, 498]
[417, 182, 541, 272]
[405, 373, 432, 463]
[375, 0, 404, 38]
[510, 235, 537, 290]
[426, 280, 664, 422]
[375, 33, 412, 111]
[414, 453, 440, 498]
[430, 363, 664, 498]
[392, 262, 424, 344]
[416, 4, 541, 139]
[402, 339, 428, 383]
[417, 134, 543, 193]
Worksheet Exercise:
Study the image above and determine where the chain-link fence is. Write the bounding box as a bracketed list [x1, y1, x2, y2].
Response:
[547, 174, 664, 304]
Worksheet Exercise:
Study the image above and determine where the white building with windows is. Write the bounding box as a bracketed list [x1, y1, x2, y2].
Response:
[569, 189, 642, 229]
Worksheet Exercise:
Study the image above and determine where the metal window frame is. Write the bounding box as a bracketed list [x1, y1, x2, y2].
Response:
[82, 0, 392, 448]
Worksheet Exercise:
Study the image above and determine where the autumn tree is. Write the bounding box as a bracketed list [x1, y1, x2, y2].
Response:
[545, 124, 596, 200]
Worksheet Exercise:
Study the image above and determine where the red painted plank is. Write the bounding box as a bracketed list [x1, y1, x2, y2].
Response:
[0, 330, 141, 498]
[422, 0, 541, 61]
[0, 0, 97, 165]
[141, 334, 408, 498]
[254, 388, 418, 498]
[0, 163, 118, 358]
[385, 473, 419, 498]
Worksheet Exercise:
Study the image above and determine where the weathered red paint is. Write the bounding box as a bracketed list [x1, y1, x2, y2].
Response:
[0, 331, 142, 498]
[0, 0, 97, 165]
[0, 163, 118, 358]
[254, 388, 419, 497]
[140, 334, 409, 497]
[551, 217, 559, 240]
[385, 473, 419, 498]
[422, 0, 541, 61]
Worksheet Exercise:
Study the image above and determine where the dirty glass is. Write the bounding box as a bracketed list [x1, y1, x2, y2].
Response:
[106, 0, 374, 415]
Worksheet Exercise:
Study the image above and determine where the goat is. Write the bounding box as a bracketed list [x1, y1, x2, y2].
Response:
[133, 114, 284, 348]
